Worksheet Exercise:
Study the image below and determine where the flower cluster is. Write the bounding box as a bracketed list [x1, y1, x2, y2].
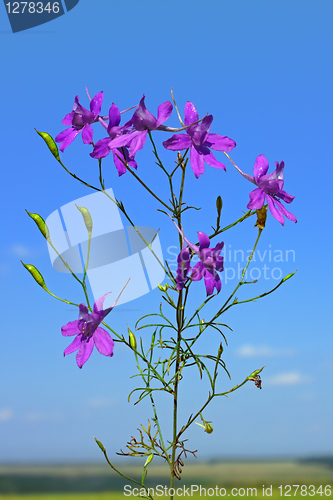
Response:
[53, 89, 297, 367]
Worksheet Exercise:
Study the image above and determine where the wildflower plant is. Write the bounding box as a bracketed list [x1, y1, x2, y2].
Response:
[23, 88, 297, 499]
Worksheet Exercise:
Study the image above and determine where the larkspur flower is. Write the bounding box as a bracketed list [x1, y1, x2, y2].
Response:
[175, 247, 192, 290]
[234, 154, 297, 226]
[163, 102, 236, 179]
[55, 91, 103, 152]
[61, 286, 127, 369]
[170, 217, 224, 296]
[90, 103, 137, 176]
[106, 95, 173, 159]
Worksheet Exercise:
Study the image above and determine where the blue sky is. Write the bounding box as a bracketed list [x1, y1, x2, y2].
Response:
[1, 0, 332, 464]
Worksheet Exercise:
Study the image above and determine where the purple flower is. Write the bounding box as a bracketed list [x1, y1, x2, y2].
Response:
[61, 293, 116, 369]
[163, 102, 236, 179]
[175, 247, 192, 290]
[55, 92, 103, 152]
[107, 95, 173, 159]
[170, 218, 224, 296]
[90, 103, 137, 176]
[234, 154, 297, 225]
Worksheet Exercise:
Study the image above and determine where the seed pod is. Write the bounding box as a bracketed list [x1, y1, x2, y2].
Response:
[21, 261, 47, 290]
[25, 210, 50, 241]
[128, 327, 137, 350]
[205, 424, 213, 434]
[35, 129, 60, 161]
[255, 206, 267, 230]
[76, 205, 93, 234]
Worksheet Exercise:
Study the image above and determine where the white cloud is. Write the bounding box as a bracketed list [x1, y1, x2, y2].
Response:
[10, 244, 30, 257]
[0, 409, 14, 422]
[266, 371, 310, 386]
[236, 344, 294, 358]
[24, 411, 65, 422]
[86, 397, 114, 408]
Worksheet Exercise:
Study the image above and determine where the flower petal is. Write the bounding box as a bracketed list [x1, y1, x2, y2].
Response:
[190, 146, 205, 178]
[197, 232, 210, 250]
[76, 337, 94, 368]
[278, 189, 295, 204]
[93, 327, 114, 357]
[184, 102, 199, 127]
[163, 134, 192, 151]
[81, 123, 94, 144]
[90, 92, 103, 119]
[156, 101, 173, 127]
[274, 198, 297, 223]
[203, 271, 215, 296]
[90, 137, 112, 159]
[189, 115, 213, 146]
[191, 262, 205, 281]
[253, 155, 269, 182]
[93, 293, 111, 315]
[202, 150, 226, 171]
[129, 130, 148, 157]
[247, 188, 266, 210]
[207, 134, 236, 152]
[64, 334, 82, 355]
[61, 320, 81, 337]
[108, 103, 121, 129]
[56, 128, 80, 152]
[132, 96, 157, 131]
[113, 149, 127, 176]
[266, 195, 285, 225]
[62, 110, 75, 126]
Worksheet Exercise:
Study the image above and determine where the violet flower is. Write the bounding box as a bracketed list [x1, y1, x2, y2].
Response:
[234, 154, 297, 225]
[61, 293, 118, 369]
[90, 103, 137, 176]
[56, 92, 103, 152]
[107, 95, 173, 159]
[163, 102, 236, 179]
[170, 217, 224, 296]
[175, 247, 192, 290]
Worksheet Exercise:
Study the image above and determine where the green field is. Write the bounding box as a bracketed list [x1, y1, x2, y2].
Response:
[0, 460, 332, 499]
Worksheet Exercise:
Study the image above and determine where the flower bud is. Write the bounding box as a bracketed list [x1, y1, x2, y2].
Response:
[158, 283, 169, 292]
[76, 205, 93, 234]
[35, 129, 60, 161]
[25, 210, 50, 241]
[144, 454, 154, 467]
[128, 327, 137, 350]
[255, 206, 267, 230]
[21, 261, 47, 290]
[205, 424, 213, 434]
[94, 437, 105, 452]
[216, 195, 223, 214]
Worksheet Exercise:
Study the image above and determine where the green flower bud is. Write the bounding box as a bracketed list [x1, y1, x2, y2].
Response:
[144, 454, 154, 467]
[216, 195, 223, 214]
[128, 327, 137, 350]
[94, 437, 105, 452]
[76, 205, 93, 234]
[205, 424, 213, 434]
[35, 129, 60, 161]
[158, 283, 169, 292]
[21, 261, 47, 289]
[282, 270, 297, 282]
[248, 366, 265, 380]
[25, 210, 50, 241]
